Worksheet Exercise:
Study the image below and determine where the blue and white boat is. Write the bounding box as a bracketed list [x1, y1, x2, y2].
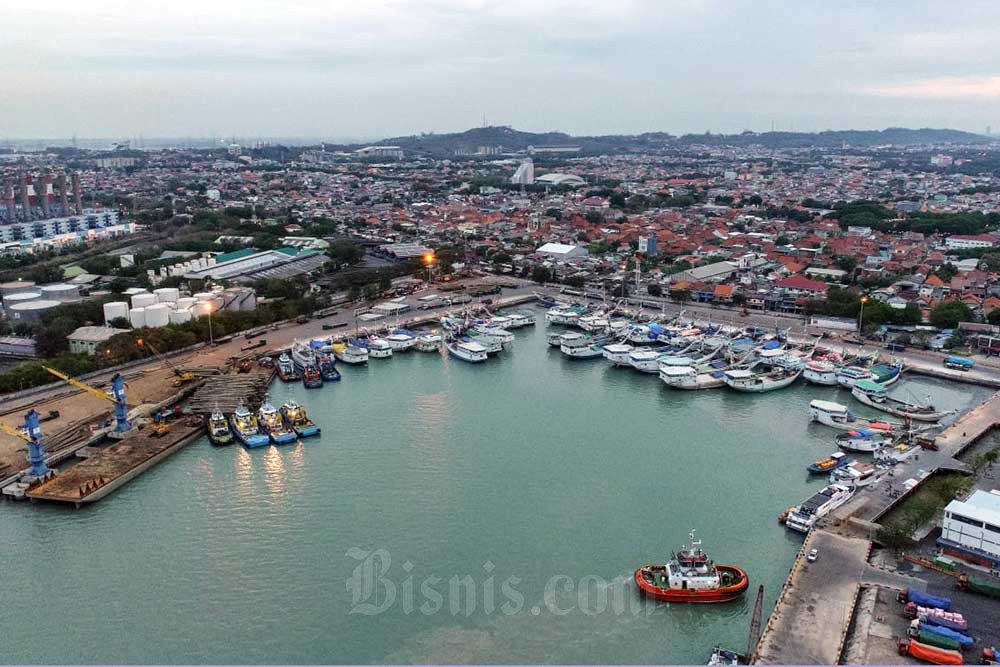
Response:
[230, 404, 270, 448]
[280, 399, 320, 437]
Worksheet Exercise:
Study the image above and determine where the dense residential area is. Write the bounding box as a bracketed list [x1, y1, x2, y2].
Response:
[2, 128, 1000, 384]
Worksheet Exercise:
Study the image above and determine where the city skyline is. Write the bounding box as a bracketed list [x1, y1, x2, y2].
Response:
[1, 0, 999, 139]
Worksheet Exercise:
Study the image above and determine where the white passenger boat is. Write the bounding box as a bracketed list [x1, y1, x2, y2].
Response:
[386, 332, 417, 351]
[415, 334, 443, 352]
[368, 337, 393, 358]
[850, 379, 952, 423]
[628, 348, 667, 373]
[446, 339, 488, 363]
[803, 359, 839, 385]
[722, 367, 801, 392]
[830, 461, 885, 488]
[602, 343, 634, 366]
[290, 340, 317, 373]
[784, 483, 854, 533]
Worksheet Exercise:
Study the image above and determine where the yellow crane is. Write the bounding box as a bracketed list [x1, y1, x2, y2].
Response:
[43, 366, 132, 437]
[0, 421, 30, 443]
[136, 338, 195, 387]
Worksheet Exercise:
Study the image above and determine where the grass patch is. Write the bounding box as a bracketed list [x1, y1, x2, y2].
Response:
[876, 472, 973, 548]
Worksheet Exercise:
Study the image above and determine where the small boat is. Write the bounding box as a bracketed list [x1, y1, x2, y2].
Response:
[301, 364, 323, 389]
[446, 338, 488, 362]
[836, 429, 891, 453]
[707, 647, 742, 666]
[807, 451, 850, 474]
[602, 342, 634, 366]
[534, 292, 557, 307]
[275, 353, 299, 382]
[831, 461, 884, 487]
[317, 353, 341, 381]
[368, 337, 393, 358]
[851, 380, 951, 423]
[258, 398, 297, 444]
[230, 404, 270, 448]
[803, 359, 839, 386]
[635, 531, 749, 603]
[871, 362, 903, 386]
[206, 409, 233, 446]
[280, 399, 320, 437]
[332, 341, 369, 364]
[415, 333, 442, 352]
[785, 484, 854, 533]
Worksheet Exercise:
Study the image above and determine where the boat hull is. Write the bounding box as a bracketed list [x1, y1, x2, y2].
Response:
[235, 431, 270, 448]
[293, 424, 320, 438]
[208, 431, 233, 446]
[634, 565, 748, 603]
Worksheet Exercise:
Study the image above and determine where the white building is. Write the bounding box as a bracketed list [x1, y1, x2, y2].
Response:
[535, 242, 587, 260]
[0, 209, 122, 243]
[945, 234, 996, 250]
[510, 158, 534, 185]
[68, 326, 129, 356]
[354, 146, 404, 159]
[940, 489, 1000, 567]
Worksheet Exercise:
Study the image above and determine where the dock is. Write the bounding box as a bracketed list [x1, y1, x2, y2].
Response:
[26, 419, 204, 507]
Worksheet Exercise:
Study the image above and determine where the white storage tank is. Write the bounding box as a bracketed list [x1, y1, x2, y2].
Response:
[144, 304, 171, 327]
[129, 307, 146, 328]
[154, 287, 180, 304]
[39, 283, 80, 302]
[0, 280, 36, 298]
[191, 301, 212, 318]
[124, 287, 149, 296]
[103, 301, 129, 325]
[132, 292, 157, 308]
[8, 299, 60, 323]
[193, 292, 214, 301]
[176, 296, 197, 309]
[4, 291, 41, 307]
[169, 308, 192, 324]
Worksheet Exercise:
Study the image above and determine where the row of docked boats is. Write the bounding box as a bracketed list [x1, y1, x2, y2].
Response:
[206, 397, 320, 448]
[440, 308, 536, 363]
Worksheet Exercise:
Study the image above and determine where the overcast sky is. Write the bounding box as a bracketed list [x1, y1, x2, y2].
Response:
[1, 0, 999, 139]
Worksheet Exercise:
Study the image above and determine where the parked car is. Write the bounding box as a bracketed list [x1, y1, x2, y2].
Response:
[807, 548, 818, 562]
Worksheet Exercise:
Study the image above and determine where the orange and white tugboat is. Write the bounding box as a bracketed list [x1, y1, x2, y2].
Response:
[635, 530, 749, 603]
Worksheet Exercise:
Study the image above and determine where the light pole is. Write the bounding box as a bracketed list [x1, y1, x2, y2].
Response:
[207, 304, 214, 345]
[423, 252, 435, 284]
[858, 296, 869, 337]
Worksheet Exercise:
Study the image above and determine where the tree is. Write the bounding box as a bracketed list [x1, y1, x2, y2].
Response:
[647, 283, 663, 297]
[988, 309, 1000, 325]
[531, 266, 552, 284]
[327, 241, 364, 267]
[930, 300, 973, 329]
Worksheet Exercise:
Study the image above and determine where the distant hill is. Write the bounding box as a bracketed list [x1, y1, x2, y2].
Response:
[327, 125, 990, 157]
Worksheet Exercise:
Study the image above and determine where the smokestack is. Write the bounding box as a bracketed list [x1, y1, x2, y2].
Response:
[19, 173, 31, 221]
[3, 184, 15, 222]
[38, 173, 51, 219]
[58, 173, 70, 214]
[72, 171, 82, 214]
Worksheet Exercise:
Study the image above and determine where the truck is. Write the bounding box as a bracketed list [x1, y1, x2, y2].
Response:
[898, 588, 952, 610]
[909, 619, 973, 647]
[908, 624, 963, 652]
[958, 572, 1000, 598]
[944, 355, 975, 371]
[898, 638, 963, 665]
[904, 603, 968, 630]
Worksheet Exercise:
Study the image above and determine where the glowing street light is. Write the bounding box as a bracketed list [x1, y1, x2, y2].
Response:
[423, 252, 436, 283]
[858, 295, 869, 335]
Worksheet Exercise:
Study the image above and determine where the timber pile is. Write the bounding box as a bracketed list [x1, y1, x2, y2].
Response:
[186, 368, 274, 414]
[176, 366, 223, 377]
[45, 411, 112, 453]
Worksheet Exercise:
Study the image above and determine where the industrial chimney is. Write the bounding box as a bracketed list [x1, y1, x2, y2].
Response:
[19, 173, 31, 221]
[38, 173, 51, 219]
[3, 183, 15, 222]
[71, 171, 82, 214]
[58, 173, 70, 214]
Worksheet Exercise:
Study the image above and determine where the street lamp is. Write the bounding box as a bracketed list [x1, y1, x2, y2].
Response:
[207, 304, 214, 345]
[858, 296, 869, 336]
[423, 252, 435, 284]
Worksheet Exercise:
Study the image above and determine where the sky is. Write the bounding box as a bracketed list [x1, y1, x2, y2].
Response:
[1, 0, 999, 140]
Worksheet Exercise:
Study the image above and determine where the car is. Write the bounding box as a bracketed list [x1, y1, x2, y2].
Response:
[807, 548, 818, 562]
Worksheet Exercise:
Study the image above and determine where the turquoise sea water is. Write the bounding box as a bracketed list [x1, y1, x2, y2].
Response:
[0, 319, 988, 664]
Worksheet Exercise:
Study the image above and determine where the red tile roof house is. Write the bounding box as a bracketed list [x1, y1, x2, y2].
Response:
[775, 275, 830, 297]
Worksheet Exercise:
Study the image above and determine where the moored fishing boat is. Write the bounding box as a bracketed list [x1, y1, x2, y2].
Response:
[316, 352, 341, 381]
[275, 353, 299, 382]
[332, 341, 369, 364]
[549, 331, 582, 347]
[206, 409, 233, 446]
[831, 461, 885, 487]
[836, 365, 876, 388]
[628, 347, 668, 373]
[560, 334, 607, 359]
[659, 362, 727, 390]
[722, 366, 800, 392]
[785, 483, 854, 533]
[634, 531, 749, 603]
[280, 399, 320, 437]
[368, 337, 392, 358]
[836, 428, 892, 453]
[807, 451, 850, 474]
[230, 404, 270, 448]
[415, 333, 443, 352]
[803, 359, 839, 386]
[602, 342, 634, 366]
[258, 397, 297, 444]
[446, 338, 488, 363]
[290, 340, 317, 374]
[387, 330, 417, 352]
[851, 379, 949, 422]
[808, 399, 901, 432]
[871, 361, 903, 386]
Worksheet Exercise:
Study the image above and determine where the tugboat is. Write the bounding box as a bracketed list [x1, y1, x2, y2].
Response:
[635, 531, 749, 603]
[280, 399, 320, 437]
[301, 364, 323, 389]
[258, 397, 297, 444]
[230, 403, 270, 448]
[316, 352, 342, 381]
[275, 353, 299, 382]
[206, 408, 233, 446]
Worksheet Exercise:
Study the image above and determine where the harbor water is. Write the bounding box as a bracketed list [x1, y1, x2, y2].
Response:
[0, 318, 990, 663]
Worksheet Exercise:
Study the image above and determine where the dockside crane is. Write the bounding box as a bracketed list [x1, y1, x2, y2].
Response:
[43, 367, 132, 438]
[0, 410, 51, 478]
